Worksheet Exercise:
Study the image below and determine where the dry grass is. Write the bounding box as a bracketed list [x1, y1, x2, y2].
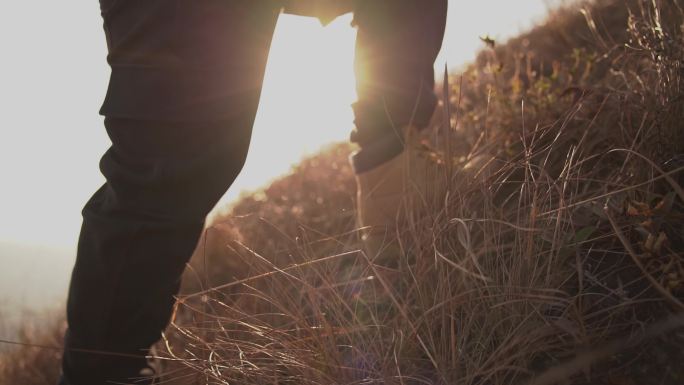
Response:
[0, 315, 64, 385]
[2, 1, 683, 384]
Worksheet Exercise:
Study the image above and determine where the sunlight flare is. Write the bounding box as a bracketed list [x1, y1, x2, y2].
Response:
[218, 14, 358, 207]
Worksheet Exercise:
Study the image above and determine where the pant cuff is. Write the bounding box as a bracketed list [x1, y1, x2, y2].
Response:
[350, 132, 405, 174]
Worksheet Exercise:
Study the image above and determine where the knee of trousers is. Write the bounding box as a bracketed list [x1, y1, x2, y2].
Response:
[93, 117, 254, 223]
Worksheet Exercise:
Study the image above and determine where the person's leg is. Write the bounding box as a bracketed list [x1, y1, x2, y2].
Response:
[350, 0, 448, 257]
[351, 0, 447, 171]
[60, 1, 280, 384]
[62, 117, 257, 384]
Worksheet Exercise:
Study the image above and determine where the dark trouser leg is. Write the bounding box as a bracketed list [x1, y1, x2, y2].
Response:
[61, 1, 279, 384]
[61, 117, 256, 385]
[350, 0, 448, 173]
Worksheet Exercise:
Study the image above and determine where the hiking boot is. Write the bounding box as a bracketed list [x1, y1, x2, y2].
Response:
[353, 127, 446, 262]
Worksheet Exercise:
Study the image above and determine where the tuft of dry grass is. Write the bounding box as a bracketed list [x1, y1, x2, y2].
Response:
[0, 315, 65, 385]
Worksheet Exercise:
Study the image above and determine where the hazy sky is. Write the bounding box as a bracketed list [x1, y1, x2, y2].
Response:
[0, 1, 559, 314]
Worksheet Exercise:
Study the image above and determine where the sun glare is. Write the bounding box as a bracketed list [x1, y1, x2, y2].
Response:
[216, 14, 358, 209]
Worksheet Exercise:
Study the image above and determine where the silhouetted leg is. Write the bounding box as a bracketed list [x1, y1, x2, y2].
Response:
[60, 1, 280, 384]
[62, 117, 256, 384]
[351, 0, 447, 172]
